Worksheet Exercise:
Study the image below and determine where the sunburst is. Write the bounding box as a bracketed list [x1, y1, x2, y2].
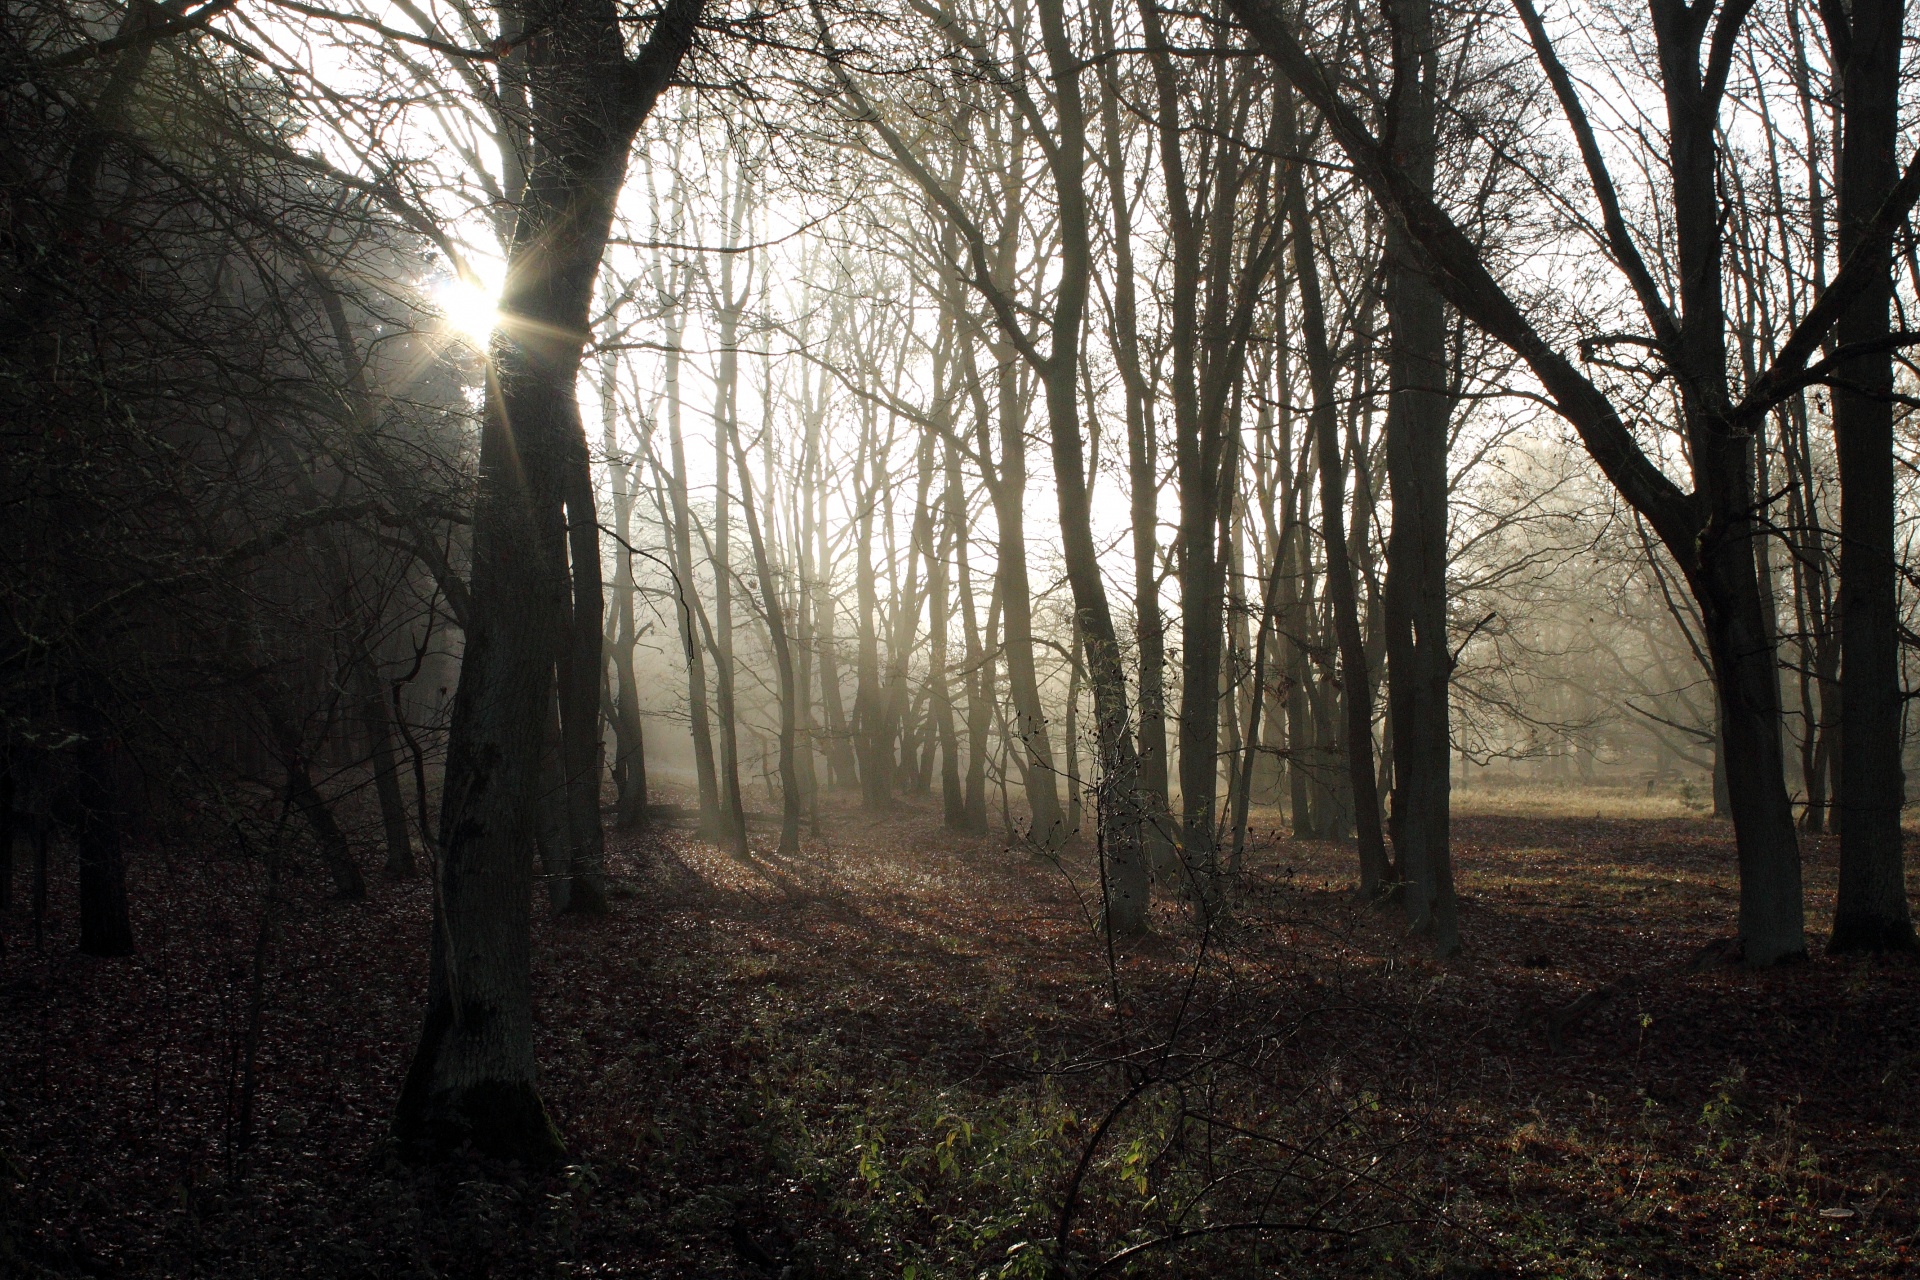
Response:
[434, 275, 500, 347]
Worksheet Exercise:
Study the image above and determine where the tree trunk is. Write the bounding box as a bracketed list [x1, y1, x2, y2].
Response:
[1090, 0, 1174, 876]
[395, 0, 701, 1161]
[0, 765, 12, 913]
[603, 331, 649, 833]
[1286, 111, 1391, 893]
[259, 686, 365, 900]
[932, 453, 967, 828]
[814, 462, 859, 791]
[853, 403, 891, 810]
[535, 696, 575, 912]
[557, 391, 608, 913]
[710, 188, 750, 854]
[1825, 0, 1914, 951]
[75, 705, 133, 958]
[1035, 0, 1147, 932]
[960, 497, 998, 834]
[1381, 0, 1458, 953]
[726, 390, 803, 856]
[991, 374, 1067, 847]
[358, 656, 416, 878]
[661, 268, 724, 828]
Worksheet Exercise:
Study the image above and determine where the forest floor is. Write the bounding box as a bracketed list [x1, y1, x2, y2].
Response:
[2, 788, 1918, 1278]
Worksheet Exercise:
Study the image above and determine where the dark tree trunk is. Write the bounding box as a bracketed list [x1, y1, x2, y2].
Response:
[852, 426, 888, 810]
[535, 697, 575, 912]
[709, 164, 752, 854]
[727, 394, 803, 856]
[395, 0, 701, 1161]
[603, 343, 650, 833]
[557, 399, 608, 913]
[661, 270, 724, 828]
[75, 708, 133, 958]
[711, 354, 748, 855]
[1035, 0, 1147, 932]
[259, 687, 365, 900]
[1, 761, 13, 913]
[1285, 104, 1391, 893]
[932, 451, 967, 829]
[1381, 0, 1458, 953]
[358, 657, 416, 878]
[960, 525, 998, 834]
[1090, 0, 1173, 874]
[1826, 0, 1914, 952]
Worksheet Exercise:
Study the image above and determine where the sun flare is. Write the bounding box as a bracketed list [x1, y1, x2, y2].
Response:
[435, 276, 500, 346]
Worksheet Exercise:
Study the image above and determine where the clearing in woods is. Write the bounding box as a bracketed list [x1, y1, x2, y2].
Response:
[1, 790, 1916, 1277]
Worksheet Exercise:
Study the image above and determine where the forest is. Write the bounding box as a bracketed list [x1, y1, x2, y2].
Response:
[3, 0, 1920, 1273]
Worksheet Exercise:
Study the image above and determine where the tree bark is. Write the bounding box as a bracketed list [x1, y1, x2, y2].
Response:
[358, 656, 417, 877]
[710, 174, 751, 854]
[602, 330, 649, 833]
[1381, 0, 1458, 952]
[726, 389, 803, 855]
[1825, 0, 1915, 953]
[394, 0, 701, 1160]
[1284, 103, 1391, 893]
[1090, 0, 1174, 875]
[932, 446, 967, 828]
[1034, 0, 1148, 932]
[75, 702, 133, 958]
[660, 263, 724, 830]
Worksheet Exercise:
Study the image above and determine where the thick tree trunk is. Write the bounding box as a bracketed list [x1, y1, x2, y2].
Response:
[1689, 521, 1807, 963]
[1381, 0, 1458, 953]
[535, 697, 575, 912]
[557, 403, 608, 913]
[1142, 0, 1227, 895]
[991, 384, 1067, 847]
[395, 299, 570, 1155]
[396, 0, 701, 1160]
[1827, 0, 1915, 954]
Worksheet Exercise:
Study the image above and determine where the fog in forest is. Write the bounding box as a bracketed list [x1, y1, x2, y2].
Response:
[4, 0, 1920, 1273]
